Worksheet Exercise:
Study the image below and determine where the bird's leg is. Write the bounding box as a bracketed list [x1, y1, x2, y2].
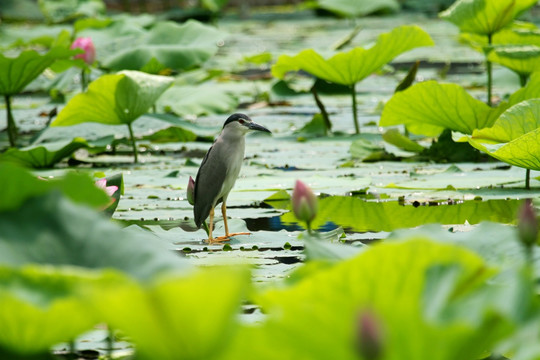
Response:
[216, 202, 250, 240]
[223, 202, 230, 236]
[207, 207, 214, 242]
[207, 205, 230, 243]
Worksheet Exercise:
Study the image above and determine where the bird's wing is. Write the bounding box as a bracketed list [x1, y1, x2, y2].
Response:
[193, 140, 228, 228]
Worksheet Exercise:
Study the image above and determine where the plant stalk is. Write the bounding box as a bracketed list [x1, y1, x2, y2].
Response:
[69, 339, 76, 360]
[81, 69, 87, 92]
[351, 83, 360, 134]
[4, 95, 17, 147]
[486, 33, 493, 106]
[310, 86, 331, 134]
[526, 168, 531, 190]
[107, 327, 114, 359]
[519, 73, 528, 87]
[127, 123, 139, 163]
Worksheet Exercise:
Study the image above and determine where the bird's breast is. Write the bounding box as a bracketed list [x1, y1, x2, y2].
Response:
[218, 137, 245, 198]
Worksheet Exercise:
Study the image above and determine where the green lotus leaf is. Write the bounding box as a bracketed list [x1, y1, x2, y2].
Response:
[315, 0, 400, 17]
[93, 266, 250, 360]
[380, 81, 504, 136]
[460, 23, 540, 51]
[0, 137, 112, 168]
[472, 99, 540, 143]
[468, 99, 540, 170]
[38, 0, 105, 23]
[0, 162, 110, 212]
[382, 128, 425, 153]
[508, 71, 540, 106]
[201, 0, 230, 12]
[0, 47, 75, 96]
[488, 45, 540, 77]
[0, 265, 117, 357]
[157, 83, 238, 117]
[52, 70, 173, 127]
[271, 25, 433, 86]
[278, 195, 520, 232]
[227, 239, 513, 360]
[100, 20, 224, 71]
[439, 0, 538, 36]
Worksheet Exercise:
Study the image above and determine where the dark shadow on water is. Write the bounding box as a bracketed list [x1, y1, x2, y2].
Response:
[244, 215, 339, 232]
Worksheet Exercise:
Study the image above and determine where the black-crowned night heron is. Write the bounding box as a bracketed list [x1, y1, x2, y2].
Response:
[194, 113, 271, 243]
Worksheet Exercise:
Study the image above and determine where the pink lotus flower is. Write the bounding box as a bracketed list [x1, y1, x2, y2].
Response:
[95, 178, 118, 197]
[292, 180, 318, 229]
[187, 176, 195, 206]
[71, 37, 96, 65]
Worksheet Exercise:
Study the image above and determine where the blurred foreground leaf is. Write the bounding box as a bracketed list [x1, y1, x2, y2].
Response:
[0, 162, 110, 211]
[223, 239, 529, 360]
[0, 265, 118, 358]
[93, 266, 250, 360]
[0, 190, 189, 280]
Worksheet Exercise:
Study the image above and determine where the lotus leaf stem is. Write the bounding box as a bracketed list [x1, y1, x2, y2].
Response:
[526, 168, 531, 190]
[311, 85, 331, 134]
[81, 69, 88, 92]
[519, 74, 528, 87]
[107, 327, 114, 359]
[306, 221, 313, 235]
[4, 95, 17, 147]
[127, 123, 139, 163]
[351, 83, 360, 134]
[486, 33, 493, 106]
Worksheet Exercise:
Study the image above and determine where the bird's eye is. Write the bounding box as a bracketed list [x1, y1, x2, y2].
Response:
[238, 119, 245, 124]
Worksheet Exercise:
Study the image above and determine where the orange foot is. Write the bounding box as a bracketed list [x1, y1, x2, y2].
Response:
[207, 232, 251, 244]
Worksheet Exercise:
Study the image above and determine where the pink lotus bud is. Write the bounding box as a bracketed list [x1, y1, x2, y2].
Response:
[356, 310, 383, 360]
[518, 199, 538, 248]
[187, 176, 195, 206]
[292, 180, 318, 226]
[95, 178, 118, 197]
[71, 37, 96, 65]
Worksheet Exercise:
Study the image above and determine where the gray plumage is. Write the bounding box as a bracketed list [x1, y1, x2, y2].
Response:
[193, 113, 271, 230]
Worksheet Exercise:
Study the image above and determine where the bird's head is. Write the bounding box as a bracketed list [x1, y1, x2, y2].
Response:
[222, 113, 271, 135]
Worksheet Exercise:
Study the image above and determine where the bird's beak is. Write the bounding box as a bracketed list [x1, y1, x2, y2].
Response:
[248, 122, 271, 133]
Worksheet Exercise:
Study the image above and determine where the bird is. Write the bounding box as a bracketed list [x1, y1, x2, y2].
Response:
[193, 113, 271, 243]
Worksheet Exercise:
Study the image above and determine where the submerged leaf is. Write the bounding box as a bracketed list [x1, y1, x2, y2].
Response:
[272, 25, 433, 86]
